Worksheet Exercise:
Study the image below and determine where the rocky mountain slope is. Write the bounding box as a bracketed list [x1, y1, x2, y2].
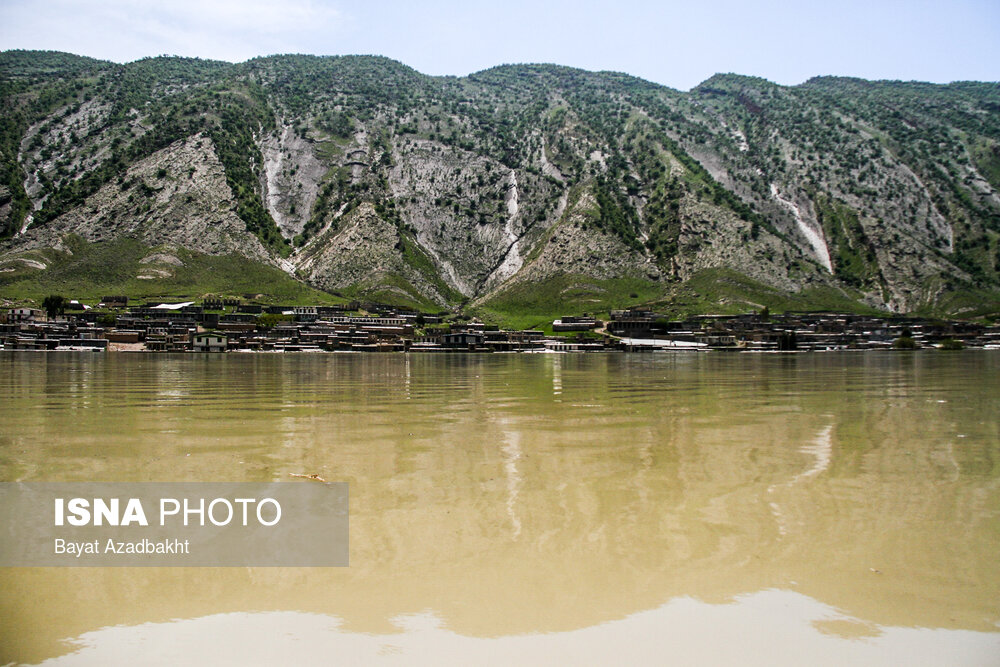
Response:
[1, 51, 998, 316]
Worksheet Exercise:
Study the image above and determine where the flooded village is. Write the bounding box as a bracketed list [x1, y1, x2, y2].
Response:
[2, 297, 999, 353]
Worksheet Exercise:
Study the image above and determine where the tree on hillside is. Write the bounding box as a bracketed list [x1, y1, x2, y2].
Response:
[42, 294, 67, 318]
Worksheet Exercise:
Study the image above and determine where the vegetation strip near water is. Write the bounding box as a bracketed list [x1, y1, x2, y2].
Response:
[0, 235, 341, 304]
[3, 234, 999, 324]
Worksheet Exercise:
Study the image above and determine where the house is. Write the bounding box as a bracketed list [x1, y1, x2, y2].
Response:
[441, 331, 485, 350]
[203, 298, 239, 310]
[9, 308, 44, 322]
[192, 333, 228, 352]
[552, 316, 600, 332]
[101, 296, 128, 308]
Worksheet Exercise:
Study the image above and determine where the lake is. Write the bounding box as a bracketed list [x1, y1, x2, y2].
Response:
[1, 351, 998, 665]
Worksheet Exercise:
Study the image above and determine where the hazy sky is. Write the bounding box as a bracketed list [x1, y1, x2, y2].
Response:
[1, 0, 998, 90]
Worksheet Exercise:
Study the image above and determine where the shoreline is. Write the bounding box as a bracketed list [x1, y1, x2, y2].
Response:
[2, 346, 994, 355]
[5, 308, 998, 353]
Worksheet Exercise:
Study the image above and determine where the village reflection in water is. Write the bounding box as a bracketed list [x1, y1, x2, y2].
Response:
[1, 351, 998, 665]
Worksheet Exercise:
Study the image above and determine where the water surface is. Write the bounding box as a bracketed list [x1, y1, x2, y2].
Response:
[1, 351, 998, 665]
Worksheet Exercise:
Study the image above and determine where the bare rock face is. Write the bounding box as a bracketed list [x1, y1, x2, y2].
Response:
[259, 123, 327, 240]
[390, 141, 503, 296]
[294, 203, 451, 306]
[19, 97, 115, 213]
[9, 134, 271, 262]
[509, 189, 657, 285]
[138, 252, 183, 266]
[388, 141, 549, 297]
[0, 184, 12, 238]
[670, 192, 807, 292]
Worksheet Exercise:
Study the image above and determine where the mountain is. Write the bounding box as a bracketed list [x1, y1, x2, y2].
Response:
[2, 51, 999, 320]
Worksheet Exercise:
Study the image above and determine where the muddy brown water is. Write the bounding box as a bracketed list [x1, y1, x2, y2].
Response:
[1, 351, 997, 665]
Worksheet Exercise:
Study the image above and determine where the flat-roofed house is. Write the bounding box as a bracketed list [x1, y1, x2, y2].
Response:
[192, 333, 228, 352]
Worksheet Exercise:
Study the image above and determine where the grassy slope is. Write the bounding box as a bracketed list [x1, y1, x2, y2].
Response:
[908, 287, 1000, 319]
[3, 239, 994, 320]
[326, 234, 462, 313]
[474, 268, 892, 330]
[0, 235, 342, 305]
[336, 275, 441, 313]
[650, 269, 885, 318]
[472, 274, 664, 331]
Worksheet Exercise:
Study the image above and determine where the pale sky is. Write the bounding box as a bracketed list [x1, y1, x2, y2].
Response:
[1, 0, 998, 90]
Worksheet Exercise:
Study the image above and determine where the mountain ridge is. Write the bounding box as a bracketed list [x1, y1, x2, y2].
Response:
[2, 50, 999, 319]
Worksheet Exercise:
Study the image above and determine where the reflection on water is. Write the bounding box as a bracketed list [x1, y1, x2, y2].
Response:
[1, 351, 998, 665]
[499, 418, 523, 540]
[769, 423, 834, 536]
[33, 591, 1000, 667]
